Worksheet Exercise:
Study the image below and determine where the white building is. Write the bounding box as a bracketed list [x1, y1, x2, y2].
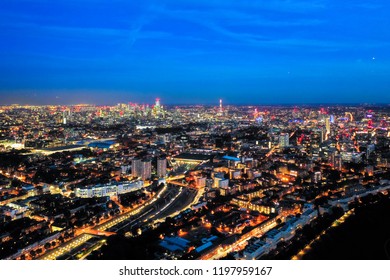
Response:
[243, 238, 272, 260]
[75, 180, 144, 198]
[196, 177, 206, 188]
[214, 178, 229, 189]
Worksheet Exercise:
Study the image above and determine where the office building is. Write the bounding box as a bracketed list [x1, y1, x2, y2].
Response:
[279, 133, 289, 148]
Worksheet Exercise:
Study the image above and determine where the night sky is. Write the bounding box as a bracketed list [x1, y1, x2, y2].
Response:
[0, 0, 389, 105]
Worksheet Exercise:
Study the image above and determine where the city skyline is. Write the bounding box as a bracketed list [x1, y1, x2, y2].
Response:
[1, 0, 390, 105]
[1, 103, 390, 261]
[2, 98, 390, 106]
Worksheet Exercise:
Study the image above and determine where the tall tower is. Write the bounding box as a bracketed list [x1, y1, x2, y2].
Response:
[141, 159, 152, 180]
[132, 157, 152, 180]
[132, 158, 142, 178]
[157, 156, 167, 178]
[63, 111, 67, 125]
[279, 133, 289, 148]
[153, 98, 162, 117]
[325, 117, 331, 139]
[219, 99, 223, 114]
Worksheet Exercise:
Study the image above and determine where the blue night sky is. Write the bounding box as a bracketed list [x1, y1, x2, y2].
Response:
[0, 0, 389, 105]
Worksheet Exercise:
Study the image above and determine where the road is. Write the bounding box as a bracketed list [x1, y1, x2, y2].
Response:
[116, 185, 197, 233]
[39, 184, 198, 260]
[200, 216, 280, 260]
[150, 186, 197, 222]
[39, 184, 169, 260]
[291, 209, 355, 260]
[40, 233, 94, 260]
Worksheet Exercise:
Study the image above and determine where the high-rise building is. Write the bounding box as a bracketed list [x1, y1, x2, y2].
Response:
[325, 117, 331, 139]
[335, 155, 342, 171]
[132, 158, 142, 178]
[141, 159, 152, 180]
[63, 111, 67, 125]
[367, 144, 375, 159]
[312, 171, 322, 183]
[279, 133, 289, 148]
[311, 129, 324, 147]
[132, 157, 152, 180]
[157, 156, 167, 178]
[153, 98, 163, 117]
[219, 99, 223, 114]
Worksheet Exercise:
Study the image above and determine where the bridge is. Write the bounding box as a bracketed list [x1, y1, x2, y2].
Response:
[76, 228, 116, 237]
[83, 229, 116, 237]
[168, 180, 189, 187]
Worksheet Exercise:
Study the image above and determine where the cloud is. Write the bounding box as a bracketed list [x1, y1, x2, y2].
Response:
[148, 3, 390, 51]
[148, 4, 326, 45]
[126, 20, 146, 48]
[354, 3, 384, 9]
[151, 0, 327, 13]
[153, 7, 324, 27]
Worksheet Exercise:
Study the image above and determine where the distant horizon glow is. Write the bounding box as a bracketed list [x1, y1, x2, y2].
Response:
[1, 1, 390, 105]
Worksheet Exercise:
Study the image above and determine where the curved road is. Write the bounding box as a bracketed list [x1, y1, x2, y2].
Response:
[40, 185, 198, 260]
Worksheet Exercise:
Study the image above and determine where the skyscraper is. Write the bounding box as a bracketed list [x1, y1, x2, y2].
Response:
[311, 129, 324, 145]
[141, 159, 152, 180]
[132, 157, 142, 178]
[334, 155, 342, 171]
[279, 133, 289, 148]
[63, 111, 67, 125]
[153, 98, 163, 117]
[325, 117, 331, 139]
[157, 156, 167, 178]
[132, 158, 152, 180]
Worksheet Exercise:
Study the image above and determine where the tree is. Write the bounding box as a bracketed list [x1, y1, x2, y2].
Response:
[331, 206, 344, 219]
[11, 179, 22, 188]
[328, 170, 341, 182]
[165, 217, 175, 226]
[294, 176, 303, 185]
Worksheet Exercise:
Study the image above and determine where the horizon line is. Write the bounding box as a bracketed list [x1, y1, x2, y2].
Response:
[1, 102, 390, 107]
